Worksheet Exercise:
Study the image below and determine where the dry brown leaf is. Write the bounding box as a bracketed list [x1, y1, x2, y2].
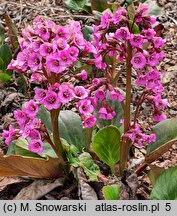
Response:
[13, 178, 64, 200]
[0, 177, 26, 191]
[77, 168, 98, 200]
[0, 155, 64, 179]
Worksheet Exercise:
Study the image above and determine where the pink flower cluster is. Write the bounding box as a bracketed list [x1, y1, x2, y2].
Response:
[2, 100, 44, 154]
[3, 4, 167, 150]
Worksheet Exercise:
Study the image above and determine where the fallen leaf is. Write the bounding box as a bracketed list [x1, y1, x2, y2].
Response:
[0, 177, 26, 191]
[0, 155, 64, 179]
[77, 168, 98, 200]
[13, 178, 64, 200]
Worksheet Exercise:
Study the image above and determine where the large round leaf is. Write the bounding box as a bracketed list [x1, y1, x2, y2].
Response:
[37, 107, 87, 152]
[59, 110, 86, 151]
[150, 166, 177, 200]
[92, 126, 121, 173]
[146, 118, 177, 163]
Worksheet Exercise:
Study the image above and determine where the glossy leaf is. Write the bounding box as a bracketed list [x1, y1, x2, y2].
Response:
[79, 152, 101, 181]
[94, 89, 125, 129]
[102, 184, 120, 200]
[14, 137, 57, 158]
[37, 107, 87, 152]
[59, 110, 87, 151]
[127, 3, 135, 20]
[0, 155, 63, 178]
[150, 166, 177, 200]
[148, 165, 164, 186]
[146, 118, 177, 163]
[92, 126, 121, 173]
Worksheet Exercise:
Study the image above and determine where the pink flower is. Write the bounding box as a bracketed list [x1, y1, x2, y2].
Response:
[35, 26, 50, 41]
[46, 53, 64, 73]
[131, 52, 146, 69]
[55, 26, 69, 40]
[94, 88, 106, 100]
[28, 53, 42, 72]
[98, 106, 116, 120]
[153, 112, 167, 122]
[109, 90, 124, 102]
[58, 83, 74, 104]
[76, 70, 88, 81]
[58, 50, 72, 67]
[43, 91, 61, 110]
[112, 8, 127, 25]
[68, 46, 79, 62]
[16, 49, 29, 71]
[130, 34, 144, 48]
[92, 78, 101, 87]
[24, 100, 39, 117]
[83, 115, 96, 128]
[28, 139, 43, 154]
[146, 69, 161, 80]
[2, 125, 19, 145]
[74, 86, 88, 99]
[94, 55, 106, 69]
[73, 34, 85, 49]
[152, 37, 165, 48]
[34, 88, 47, 103]
[48, 83, 60, 94]
[100, 11, 112, 29]
[143, 28, 156, 40]
[148, 52, 159, 66]
[28, 129, 41, 140]
[40, 43, 54, 56]
[52, 38, 69, 51]
[78, 99, 94, 115]
[14, 110, 27, 128]
[136, 74, 146, 86]
[115, 27, 130, 40]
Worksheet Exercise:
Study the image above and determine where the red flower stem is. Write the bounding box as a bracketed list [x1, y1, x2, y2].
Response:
[120, 40, 132, 175]
[50, 109, 64, 157]
[44, 132, 65, 164]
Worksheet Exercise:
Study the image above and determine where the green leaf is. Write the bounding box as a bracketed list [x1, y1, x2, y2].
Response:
[102, 184, 120, 200]
[62, 140, 80, 167]
[59, 110, 87, 151]
[94, 89, 125, 128]
[14, 137, 57, 158]
[146, 118, 177, 163]
[129, 20, 140, 34]
[64, 0, 91, 12]
[126, 0, 134, 6]
[79, 152, 101, 181]
[37, 105, 52, 132]
[37, 107, 87, 152]
[0, 73, 11, 82]
[148, 165, 164, 186]
[82, 25, 93, 41]
[145, 1, 164, 17]
[150, 166, 177, 200]
[92, 126, 121, 173]
[0, 44, 12, 74]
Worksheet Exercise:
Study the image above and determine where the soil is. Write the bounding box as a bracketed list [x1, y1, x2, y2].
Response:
[0, 0, 176, 200]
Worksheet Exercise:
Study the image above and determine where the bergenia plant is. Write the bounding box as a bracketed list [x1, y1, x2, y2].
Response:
[1, 3, 177, 200]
